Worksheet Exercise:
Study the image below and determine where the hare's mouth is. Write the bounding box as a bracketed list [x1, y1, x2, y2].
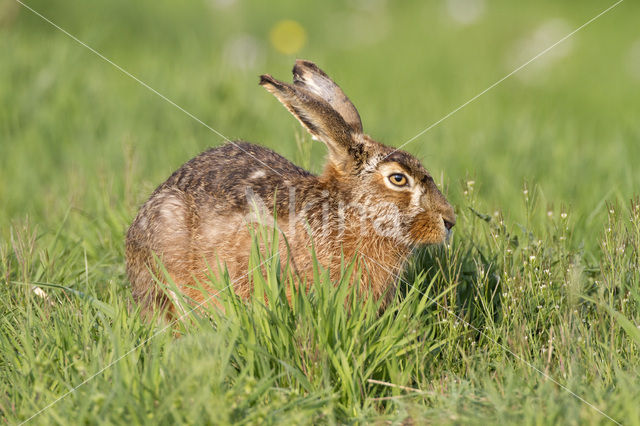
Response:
[445, 228, 454, 243]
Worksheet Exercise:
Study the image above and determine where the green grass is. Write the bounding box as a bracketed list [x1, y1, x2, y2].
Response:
[1, 0, 639, 424]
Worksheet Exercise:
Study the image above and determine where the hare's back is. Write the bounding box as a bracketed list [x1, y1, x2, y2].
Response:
[158, 142, 312, 208]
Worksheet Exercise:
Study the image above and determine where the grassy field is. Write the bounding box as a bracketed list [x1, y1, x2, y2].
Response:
[1, 0, 639, 424]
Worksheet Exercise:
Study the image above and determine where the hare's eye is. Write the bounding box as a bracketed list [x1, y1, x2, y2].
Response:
[388, 173, 408, 187]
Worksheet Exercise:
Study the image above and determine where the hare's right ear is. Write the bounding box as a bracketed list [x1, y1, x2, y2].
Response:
[260, 74, 364, 170]
[292, 60, 363, 134]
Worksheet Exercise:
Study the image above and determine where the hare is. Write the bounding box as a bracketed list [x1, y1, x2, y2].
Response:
[125, 60, 455, 317]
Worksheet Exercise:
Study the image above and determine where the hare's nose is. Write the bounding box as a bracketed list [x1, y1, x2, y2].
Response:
[442, 214, 456, 231]
[443, 218, 455, 231]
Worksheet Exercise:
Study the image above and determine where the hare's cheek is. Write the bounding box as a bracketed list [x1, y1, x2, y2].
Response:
[409, 213, 447, 245]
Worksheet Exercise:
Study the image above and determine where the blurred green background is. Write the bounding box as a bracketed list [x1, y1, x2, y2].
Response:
[1, 0, 639, 245]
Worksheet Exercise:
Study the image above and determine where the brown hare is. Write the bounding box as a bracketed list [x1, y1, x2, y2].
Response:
[125, 60, 455, 317]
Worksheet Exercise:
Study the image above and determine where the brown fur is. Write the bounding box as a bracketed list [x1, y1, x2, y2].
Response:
[125, 60, 455, 318]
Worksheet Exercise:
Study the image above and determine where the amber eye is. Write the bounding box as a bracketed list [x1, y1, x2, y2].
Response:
[388, 173, 408, 187]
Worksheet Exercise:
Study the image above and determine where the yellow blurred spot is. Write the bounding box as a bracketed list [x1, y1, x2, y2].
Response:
[269, 20, 306, 55]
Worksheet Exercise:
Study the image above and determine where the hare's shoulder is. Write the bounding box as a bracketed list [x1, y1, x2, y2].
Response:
[159, 142, 315, 208]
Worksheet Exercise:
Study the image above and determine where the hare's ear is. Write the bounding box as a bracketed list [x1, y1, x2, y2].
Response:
[260, 74, 362, 169]
[292, 60, 363, 134]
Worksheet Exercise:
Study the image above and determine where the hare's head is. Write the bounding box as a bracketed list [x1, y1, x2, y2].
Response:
[260, 60, 455, 247]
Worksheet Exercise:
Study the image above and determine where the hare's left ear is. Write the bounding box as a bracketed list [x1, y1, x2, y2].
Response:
[260, 73, 364, 170]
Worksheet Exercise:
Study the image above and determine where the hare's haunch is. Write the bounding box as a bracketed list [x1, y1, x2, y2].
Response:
[126, 60, 455, 317]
